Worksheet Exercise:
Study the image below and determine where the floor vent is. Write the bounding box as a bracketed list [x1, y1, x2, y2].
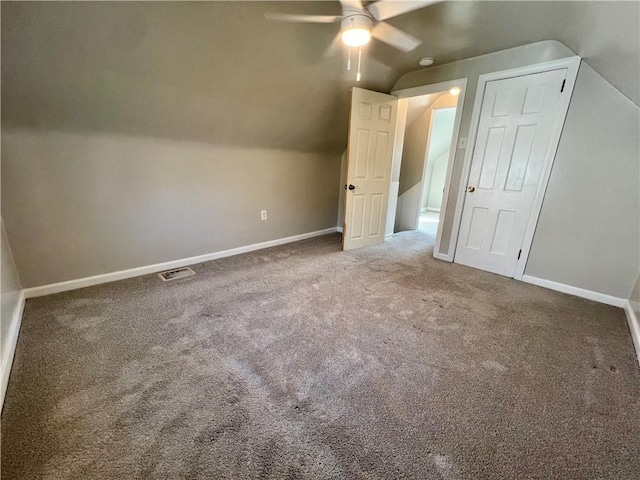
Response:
[158, 267, 196, 282]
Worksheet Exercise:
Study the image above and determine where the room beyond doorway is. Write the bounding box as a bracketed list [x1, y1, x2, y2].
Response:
[417, 210, 439, 237]
[420, 106, 457, 216]
[392, 82, 464, 256]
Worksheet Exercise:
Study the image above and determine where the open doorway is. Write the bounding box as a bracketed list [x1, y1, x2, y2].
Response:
[392, 80, 465, 257]
[417, 105, 457, 236]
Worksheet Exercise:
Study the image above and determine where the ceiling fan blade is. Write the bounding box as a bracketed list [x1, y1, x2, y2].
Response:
[371, 21, 422, 52]
[264, 13, 342, 23]
[339, 0, 364, 11]
[324, 32, 344, 58]
[368, 0, 439, 21]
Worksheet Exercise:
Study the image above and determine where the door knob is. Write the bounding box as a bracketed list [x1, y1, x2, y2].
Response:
[348, 184, 356, 190]
[467, 186, 475, 193]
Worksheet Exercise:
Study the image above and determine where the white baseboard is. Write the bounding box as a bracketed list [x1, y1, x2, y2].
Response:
[623, 301, 640, 365]
[336, 226, 343, 233]
[1, 290, 25, 410]
[23, 227, 339, 299]
[521, 275, 626, 307]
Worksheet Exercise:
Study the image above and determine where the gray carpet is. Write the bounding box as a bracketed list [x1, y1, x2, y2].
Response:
[2, 231, 639, 479]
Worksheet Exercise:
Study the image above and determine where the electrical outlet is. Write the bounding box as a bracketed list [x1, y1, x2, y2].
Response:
[261, 210, 267, 221]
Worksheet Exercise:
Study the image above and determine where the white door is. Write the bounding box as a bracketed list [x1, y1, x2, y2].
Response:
[455, 68, 567, 276]
[343, 87, 398, 251]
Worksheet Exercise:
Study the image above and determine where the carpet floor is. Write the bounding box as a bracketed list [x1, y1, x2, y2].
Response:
[2, 231, 639, 479]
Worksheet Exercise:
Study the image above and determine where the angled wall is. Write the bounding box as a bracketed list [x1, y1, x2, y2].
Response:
[525, 63, 640, 297]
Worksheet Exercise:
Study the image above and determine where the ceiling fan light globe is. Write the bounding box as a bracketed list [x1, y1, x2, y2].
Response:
[342, 27, 371, 47]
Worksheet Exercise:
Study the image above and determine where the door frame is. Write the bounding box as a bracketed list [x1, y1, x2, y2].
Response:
[451, 56, 581, 280]
[391, 78, 467, 260]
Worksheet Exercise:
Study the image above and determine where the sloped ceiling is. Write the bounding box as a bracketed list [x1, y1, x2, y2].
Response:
[405, 93, 442, 129]
[2, 1, 638, 154]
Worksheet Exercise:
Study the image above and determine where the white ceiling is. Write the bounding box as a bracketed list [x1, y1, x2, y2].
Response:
[2, 1, 638, 154]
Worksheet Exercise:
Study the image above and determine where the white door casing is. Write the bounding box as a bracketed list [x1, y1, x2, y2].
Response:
[455, 68, 569, 277]
[343, 87, 398, 251]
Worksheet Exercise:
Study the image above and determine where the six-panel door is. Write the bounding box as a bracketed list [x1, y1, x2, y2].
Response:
[343, 87, 398, 251]
[455, 69, 567, 276]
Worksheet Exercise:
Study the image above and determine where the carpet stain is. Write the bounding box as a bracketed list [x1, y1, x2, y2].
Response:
[431, 453, 455, 479]
[481, 360, 508, 372]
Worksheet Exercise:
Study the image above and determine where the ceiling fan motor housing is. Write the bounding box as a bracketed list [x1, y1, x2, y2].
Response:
[341, 9, 373, 36]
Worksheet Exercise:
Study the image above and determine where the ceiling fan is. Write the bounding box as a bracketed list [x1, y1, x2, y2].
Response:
[265, 0, 439, 53]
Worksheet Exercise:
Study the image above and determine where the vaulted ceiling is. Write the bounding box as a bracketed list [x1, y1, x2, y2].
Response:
[2, 1, 638, 154]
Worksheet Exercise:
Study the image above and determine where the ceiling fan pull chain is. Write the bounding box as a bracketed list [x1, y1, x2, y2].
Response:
[347, 47, 351, 71]
[356, 47, 362, 82]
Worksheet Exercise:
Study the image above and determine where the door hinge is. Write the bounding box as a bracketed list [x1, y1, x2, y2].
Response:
[560, 79, 566, 92]
[517, 249, 522, 260]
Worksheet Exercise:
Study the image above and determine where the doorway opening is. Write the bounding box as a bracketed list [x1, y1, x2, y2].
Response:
[417, 105, 457, 237]
[390, 79, 466, 258]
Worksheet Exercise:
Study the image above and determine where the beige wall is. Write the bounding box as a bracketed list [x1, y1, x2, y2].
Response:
[1, 220, 22, 360]
[2, 130, 341, 287]
[399, 94, 459, 197]
[526, 63, 639, 298]
[399, 106, 432, 197]
[395, 105, 432, 232]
